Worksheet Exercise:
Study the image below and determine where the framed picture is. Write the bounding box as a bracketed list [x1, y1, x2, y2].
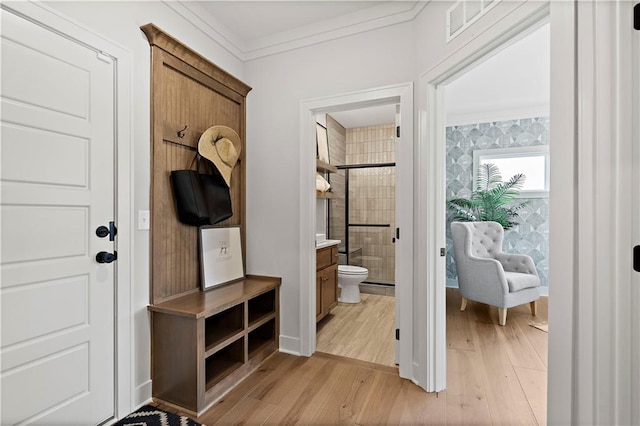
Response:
[316, 123, 330, 163]
[199, 225, 244, 290]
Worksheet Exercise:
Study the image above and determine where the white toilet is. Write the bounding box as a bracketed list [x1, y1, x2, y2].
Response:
[337, 265, 369, 303]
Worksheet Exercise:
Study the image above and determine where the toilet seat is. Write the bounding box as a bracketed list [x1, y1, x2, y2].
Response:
[338, 265, 368, 275]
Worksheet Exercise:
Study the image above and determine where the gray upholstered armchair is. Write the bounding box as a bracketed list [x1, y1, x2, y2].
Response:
[450, 221, 540, 326]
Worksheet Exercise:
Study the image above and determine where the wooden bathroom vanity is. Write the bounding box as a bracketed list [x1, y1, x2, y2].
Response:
[316, 243, 339, 322]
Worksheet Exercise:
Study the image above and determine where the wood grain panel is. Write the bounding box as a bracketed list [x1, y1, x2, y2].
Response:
[141, 24, 251, 98]
[151, 312, 198, 411]
[143, 25, 251, 304]
[316, 293, 396, 366]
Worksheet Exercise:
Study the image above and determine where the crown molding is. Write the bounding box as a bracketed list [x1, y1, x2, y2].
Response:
[242, 1, 428, 60]
[169, 1, 428, 62]
[162, 0, 246, 60]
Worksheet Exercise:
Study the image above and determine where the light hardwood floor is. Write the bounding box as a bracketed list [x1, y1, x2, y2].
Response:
[160, 289, 548, 425]
[316, 293, 396, 366]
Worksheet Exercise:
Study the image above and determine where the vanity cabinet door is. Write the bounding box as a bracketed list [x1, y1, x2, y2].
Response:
[316, 246, 339, 322]
[316, 274, 323, 321]
[321, 264, 338, 315]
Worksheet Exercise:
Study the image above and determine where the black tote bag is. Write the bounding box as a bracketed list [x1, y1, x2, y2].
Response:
[170, 154, 232, 226]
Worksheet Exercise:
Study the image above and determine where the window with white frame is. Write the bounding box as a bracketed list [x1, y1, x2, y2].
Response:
[473, 146, 550, 197]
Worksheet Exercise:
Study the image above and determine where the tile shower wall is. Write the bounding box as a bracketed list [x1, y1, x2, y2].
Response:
[446, 117, 550, 290]
[326, 114, 346, 247]
[345, 124, 396, 284]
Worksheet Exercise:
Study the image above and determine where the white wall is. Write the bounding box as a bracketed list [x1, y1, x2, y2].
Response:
[243, 23, 414, 351]
[445, 23, 550, 125]
[41, 1, 245, 406]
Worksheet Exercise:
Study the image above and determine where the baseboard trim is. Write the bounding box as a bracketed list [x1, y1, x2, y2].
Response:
[134, 380, 152, 408]
[279, 335, 301, 356]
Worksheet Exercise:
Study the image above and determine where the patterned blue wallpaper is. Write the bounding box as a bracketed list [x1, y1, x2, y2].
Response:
[446, 117, 550, 290]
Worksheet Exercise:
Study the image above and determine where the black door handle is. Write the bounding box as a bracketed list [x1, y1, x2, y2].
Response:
[96, 251, 117, 264]
[95, 221, 117, 241]
[634, 245, 640, 272]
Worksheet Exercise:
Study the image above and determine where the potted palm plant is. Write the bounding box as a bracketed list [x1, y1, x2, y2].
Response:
[447, 163, 529, 230]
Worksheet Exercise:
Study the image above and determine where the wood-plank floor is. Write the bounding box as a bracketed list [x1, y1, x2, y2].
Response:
[316, 293, 396, 366]
[166, 288, 548, 425]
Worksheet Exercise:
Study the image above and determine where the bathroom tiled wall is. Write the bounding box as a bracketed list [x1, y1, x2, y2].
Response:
[446, 117, 550, 290]
[326, 114, 346, 246]
[345, 124, 396, 284]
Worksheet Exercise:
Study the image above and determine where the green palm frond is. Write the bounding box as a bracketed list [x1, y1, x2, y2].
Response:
[447, 199, 479, 222]
[475, 163, 503, 192]
[448, 163, 528, 230]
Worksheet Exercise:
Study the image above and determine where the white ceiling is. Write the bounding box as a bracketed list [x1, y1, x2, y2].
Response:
[177, 1, 425, 60]
[195, 1, 382, 41]
[329, 104, 397, 129]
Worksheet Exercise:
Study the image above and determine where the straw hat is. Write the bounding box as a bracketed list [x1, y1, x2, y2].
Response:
[198, 125, 241, 187]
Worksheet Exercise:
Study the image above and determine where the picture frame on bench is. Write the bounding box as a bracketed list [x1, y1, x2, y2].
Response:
[200, 225, 244, 290]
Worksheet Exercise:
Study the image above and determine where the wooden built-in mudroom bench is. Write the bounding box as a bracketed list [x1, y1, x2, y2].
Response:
[142, 24, 281, 418]
[148, 276, 280, 416]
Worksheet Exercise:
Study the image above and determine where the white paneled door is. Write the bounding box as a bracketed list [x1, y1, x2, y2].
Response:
[1, 8, 116, 425]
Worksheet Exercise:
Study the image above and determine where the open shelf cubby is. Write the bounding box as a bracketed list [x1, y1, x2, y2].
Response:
[205, 337, 244, 390]
[148, 276, 281, 416]
[248, 318, 276, 359]
[248, 289, 276, 326]
[204, 303, 244, 352]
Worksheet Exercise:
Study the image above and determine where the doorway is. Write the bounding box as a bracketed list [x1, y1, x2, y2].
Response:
[315, 107, 398, 367]
[299, 83, 413, 380]
[441, 21, 550, 424]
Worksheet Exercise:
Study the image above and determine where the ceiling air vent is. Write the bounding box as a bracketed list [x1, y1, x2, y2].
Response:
[447, 0, 501, 42]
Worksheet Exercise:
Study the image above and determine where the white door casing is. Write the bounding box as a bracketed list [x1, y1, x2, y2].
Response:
[394, 103, 400, 365]
[0, 6, 121, 425]
[298, 83, 414, 381]
[631, 4, 640, 423]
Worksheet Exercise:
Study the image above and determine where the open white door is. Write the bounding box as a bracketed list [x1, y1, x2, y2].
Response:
[1, 8, 116, 425]
[631, 5, 640, 422]
[394, 104, 400, 365]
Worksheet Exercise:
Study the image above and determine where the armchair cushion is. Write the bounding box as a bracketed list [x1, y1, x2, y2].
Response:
[504, 271, 540, 292]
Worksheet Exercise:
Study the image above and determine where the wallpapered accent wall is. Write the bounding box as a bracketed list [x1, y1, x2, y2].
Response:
[446, 117, 550, 290]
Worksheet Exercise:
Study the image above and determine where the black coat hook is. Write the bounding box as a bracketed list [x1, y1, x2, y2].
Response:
[177, 125, 188, 138]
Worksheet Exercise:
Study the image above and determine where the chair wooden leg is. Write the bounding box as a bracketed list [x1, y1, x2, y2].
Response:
[530, 300, 538, 316]
[460, 297, 468, 311]
[498, 308, 507, 326]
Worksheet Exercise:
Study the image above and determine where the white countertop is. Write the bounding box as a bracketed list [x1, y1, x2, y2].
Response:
[315, 239, 341, 249]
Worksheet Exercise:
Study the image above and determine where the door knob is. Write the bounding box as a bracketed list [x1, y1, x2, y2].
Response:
[96, 251, 117, 264]
[96, 226, 110, 238]
[95, 221, 117, 241]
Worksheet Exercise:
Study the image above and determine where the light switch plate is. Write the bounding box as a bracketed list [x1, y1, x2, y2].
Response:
[138, 210, 150, 230]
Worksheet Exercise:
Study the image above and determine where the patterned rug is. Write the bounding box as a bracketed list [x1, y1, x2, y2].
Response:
[113, 405, 202, 426]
